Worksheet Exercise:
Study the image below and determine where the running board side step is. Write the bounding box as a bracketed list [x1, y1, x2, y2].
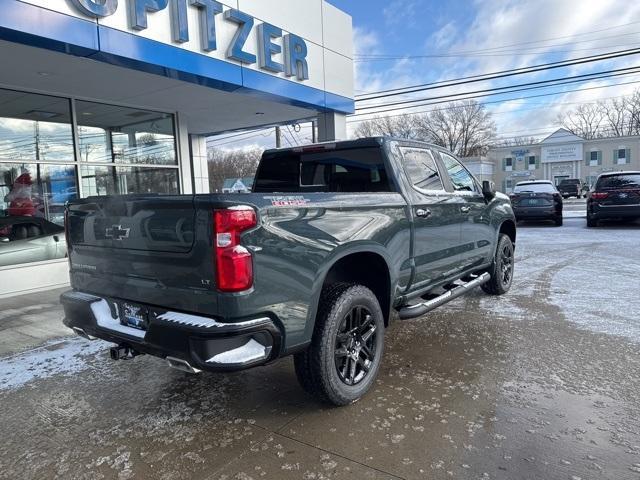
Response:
[397, 272, 491, 320]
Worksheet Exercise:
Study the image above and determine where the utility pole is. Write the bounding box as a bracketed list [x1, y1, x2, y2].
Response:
[275, 126, 282, 148]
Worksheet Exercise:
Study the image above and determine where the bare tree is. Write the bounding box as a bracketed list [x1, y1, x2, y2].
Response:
[417, 100, 496, 157]
[353, 101, 496, 157]
[557, 103, 605, 140]
[493, 136, 540, 147]
[208, 147, 263, 192]
[353, 114, 419, 139]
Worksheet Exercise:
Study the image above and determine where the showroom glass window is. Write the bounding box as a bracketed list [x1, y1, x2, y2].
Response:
[76, 101, 178, 196]
[0, 89, 179, 268]
[0, 89, 76, 267]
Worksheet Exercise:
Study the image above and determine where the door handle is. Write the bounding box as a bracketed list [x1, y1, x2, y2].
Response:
[415, 208, 431, 218]
[460, 206, 471, 213]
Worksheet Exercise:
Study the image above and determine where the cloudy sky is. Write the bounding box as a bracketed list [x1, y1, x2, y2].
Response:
[212, 0, 640, 149]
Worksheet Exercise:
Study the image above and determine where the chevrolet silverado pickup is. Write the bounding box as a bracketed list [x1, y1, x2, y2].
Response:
[61, 138, 516, 406]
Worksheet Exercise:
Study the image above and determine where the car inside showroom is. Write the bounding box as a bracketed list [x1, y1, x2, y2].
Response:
[0, 0, 353, 297]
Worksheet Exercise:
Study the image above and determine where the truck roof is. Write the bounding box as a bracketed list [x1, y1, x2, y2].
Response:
[263, 136, 444, 155]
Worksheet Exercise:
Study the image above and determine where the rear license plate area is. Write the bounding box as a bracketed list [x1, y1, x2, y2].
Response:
[119, 302, 149, 331]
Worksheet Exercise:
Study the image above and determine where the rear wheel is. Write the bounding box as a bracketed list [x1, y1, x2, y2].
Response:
[294, 283, 384, 406]
[481, 234, 514, 295]
[555, 216, 563, 227]
[587, 215, 598, 227]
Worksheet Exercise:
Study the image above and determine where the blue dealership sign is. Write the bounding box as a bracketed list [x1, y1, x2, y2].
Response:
[66, 0, 310, 81]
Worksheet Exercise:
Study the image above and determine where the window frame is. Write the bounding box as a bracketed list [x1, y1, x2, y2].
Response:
[399, 147, 447, 195]
[505, 157, 514, 172]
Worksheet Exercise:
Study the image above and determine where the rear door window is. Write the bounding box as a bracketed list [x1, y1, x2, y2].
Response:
[401, 148, 444, 192]
[440, 153, 478, 193]
[596, 174, 640, 190]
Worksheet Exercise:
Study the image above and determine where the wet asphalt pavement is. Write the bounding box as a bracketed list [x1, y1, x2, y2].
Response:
[1, 216, 640, 480]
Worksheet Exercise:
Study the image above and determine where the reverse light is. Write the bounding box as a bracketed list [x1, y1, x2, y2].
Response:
[214, 207, 257, 292]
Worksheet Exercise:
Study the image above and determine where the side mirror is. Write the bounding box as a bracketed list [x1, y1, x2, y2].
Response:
[482, 180, 496, 201]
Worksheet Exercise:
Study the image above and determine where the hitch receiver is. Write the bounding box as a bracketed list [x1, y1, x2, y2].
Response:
[109, 345, 141, 361]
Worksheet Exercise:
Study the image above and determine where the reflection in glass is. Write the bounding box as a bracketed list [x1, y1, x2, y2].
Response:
[80, 165, 179, 196]
[0, 89, 73, 162]
[76, 101, 176, 165]
[0, 163, 75, 267]
[1, 163, 77, 225]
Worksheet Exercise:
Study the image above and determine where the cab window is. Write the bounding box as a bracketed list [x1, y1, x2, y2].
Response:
[401, 148, 444, 192]
[440, 153, 478, 193]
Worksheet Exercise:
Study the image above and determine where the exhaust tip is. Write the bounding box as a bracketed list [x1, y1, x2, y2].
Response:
[166, 356, 202, 374]
[72, 326, 96, 341]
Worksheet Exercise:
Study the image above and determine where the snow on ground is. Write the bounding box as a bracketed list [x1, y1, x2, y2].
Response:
[518, 219, 640, 341]
[0, 337, 106, 390]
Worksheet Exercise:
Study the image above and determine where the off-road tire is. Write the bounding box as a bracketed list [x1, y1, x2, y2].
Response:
[481, 233, 514, 295]
[294, 283, 384, 406]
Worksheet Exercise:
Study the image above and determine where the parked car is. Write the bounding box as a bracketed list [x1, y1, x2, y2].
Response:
[587, 171, 640, 227]
[510, 180, 563, 226]
[557, 178, 583, 198]
[61, 138, 517, 406]
[0, 216, 66, 267]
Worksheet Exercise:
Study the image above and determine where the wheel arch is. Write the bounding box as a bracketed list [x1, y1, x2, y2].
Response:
[306, 246, 395, 342]
[499, 219, 517, 246]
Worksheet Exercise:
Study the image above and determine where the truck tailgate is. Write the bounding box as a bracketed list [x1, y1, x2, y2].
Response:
[66, 195, 220, 313]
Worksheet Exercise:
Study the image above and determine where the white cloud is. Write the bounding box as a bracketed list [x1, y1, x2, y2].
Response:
[379, 0, 640, 140]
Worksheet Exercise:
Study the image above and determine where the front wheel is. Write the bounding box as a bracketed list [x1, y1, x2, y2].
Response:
[481, 234, 514, 295]
[294, 283, 385, 406]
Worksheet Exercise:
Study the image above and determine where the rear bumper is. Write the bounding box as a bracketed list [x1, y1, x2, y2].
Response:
[513, 205, 560, 219]
[590, 203, 640, 219]
[60, 290, 282, 372]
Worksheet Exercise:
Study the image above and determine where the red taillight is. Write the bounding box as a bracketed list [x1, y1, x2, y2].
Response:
[214, 207, 257, 292]
[591, 192, 609, 200]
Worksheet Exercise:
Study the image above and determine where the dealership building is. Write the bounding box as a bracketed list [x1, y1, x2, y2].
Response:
[489, 128, 640, 192]
[0, 0, 354, 297]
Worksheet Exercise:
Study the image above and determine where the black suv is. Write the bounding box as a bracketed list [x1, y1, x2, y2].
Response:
[510, 180, 563, 226]
[587, 171, 640, 227]
[558, 179, 583, 198]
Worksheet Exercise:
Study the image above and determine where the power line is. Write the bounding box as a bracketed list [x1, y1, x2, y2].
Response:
[354, 41, 640, 62]
[351, 72, 640, 118]
[355, 47, 640, 100]
[345, 92, 633, 126]
[355, 20, 640, 59]
[355, 65, 640, 112]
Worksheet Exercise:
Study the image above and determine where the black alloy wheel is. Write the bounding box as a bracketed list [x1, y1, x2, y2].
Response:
[499, 241, 514, 287]
[334, 306, 377, 386]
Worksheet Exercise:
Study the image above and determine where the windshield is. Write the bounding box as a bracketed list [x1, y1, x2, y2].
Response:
[596, 174, 640, 190]
[513, 183, 556, 193]
[559, 179, 579, 185]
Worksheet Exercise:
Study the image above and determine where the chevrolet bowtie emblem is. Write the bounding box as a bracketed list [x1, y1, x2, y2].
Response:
[105, 225, 130, 241]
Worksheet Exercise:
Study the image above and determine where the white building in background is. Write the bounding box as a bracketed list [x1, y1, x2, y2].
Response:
[488, 129, 640, 192]
[0, 0, 354, 297]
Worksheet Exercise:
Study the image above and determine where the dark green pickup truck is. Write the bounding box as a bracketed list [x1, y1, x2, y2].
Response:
[61, 137, 516, 405]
